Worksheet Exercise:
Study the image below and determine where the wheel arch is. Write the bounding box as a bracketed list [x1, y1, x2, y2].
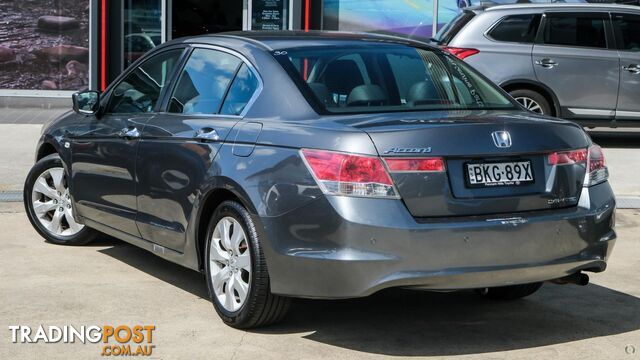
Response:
[500, 79, 561, 117]
[36, 142, 58, 161]
[194, 180, 260, 272]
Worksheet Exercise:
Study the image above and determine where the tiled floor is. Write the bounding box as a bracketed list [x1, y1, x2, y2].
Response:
[0, 108, 67, 124]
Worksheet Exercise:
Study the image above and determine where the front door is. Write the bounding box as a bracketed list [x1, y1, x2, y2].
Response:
[71, 48, 185, 236]
[532, 12, 619, 120]
[136, 47, 261, 252]
[612, 12, 640, 121]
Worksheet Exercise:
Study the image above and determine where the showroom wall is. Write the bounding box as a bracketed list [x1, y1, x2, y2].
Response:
[0, 0, 90, 92]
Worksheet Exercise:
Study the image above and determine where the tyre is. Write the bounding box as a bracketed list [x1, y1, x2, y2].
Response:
[477, 282, 543, 301]
[509, 89, 552, 116]
[204, 200, 291, 329]
[24, 153, 98, 245]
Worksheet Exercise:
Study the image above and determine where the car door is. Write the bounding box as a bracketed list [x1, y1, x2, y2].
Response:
[612, 12, 640, 121]
[135, 46, 261, 252]
[532, 12, 619, 120]
[70, 48, 185, 236]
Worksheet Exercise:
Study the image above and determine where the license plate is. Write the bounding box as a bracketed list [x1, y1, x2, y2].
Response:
[466, 160, 533, 187]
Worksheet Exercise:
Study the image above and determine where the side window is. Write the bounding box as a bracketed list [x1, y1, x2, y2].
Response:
[488, 14, 541, 43]
[613, 13, 640, 52]
[107, 49, 183, 114]
[220, 64, 259, 115]
[168, 48, 241, 115]
[542, 14, 607, 49]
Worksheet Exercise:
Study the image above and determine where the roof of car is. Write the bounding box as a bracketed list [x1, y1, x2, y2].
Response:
[201, 30, 437, 51]
[484, 2, 640, 12]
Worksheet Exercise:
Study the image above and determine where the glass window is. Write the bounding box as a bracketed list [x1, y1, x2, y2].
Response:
[613, 13, 640, 52]
[107, 49, 183, 114]
[274, 44, 516, 114]
[542, 14, 607, 49]
[124, 0, 162, 68]
[488, 14, 541, 43]
[433, 11, 476, 45]
[220, 64, 260, 115]
[168, 49, 241, 115]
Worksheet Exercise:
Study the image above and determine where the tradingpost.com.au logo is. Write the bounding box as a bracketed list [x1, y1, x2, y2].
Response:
[9, 324, 156, 357]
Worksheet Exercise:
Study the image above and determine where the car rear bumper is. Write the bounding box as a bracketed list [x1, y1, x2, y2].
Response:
[259, 182, 616, 299]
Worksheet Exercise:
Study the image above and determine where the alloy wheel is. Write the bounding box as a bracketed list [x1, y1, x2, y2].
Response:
[209, 216, 251, 312]
[515, 96, 544, 114]
[31, 167, 83, 237]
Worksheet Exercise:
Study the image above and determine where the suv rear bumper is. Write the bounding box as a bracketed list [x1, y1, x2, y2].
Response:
[259, 182, 616, 299]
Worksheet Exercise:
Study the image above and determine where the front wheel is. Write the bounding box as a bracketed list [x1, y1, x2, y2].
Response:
[24, 153, 98, 245]
[476, 282, 543, 301]
[204, 200, 290, 328]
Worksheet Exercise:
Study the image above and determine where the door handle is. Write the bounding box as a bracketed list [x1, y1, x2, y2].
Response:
[119, 126, 140, 140]
[195, 127, 220, 141]
[535, 58, 558, 69]
[623, 64, 640, 74]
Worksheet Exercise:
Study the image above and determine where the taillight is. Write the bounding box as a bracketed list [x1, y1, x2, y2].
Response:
[441, 46, 480, 60]
[547, 149, 587, 165]
[301, 149, 398, 198]
[584, 144, 608, 187]
[384, 158, 446, 172]
[547, 146, 607, 187]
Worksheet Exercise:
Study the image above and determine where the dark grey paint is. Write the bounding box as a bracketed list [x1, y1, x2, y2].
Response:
[32, 32, 616, 299]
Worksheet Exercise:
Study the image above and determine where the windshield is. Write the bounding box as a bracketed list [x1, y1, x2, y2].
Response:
[274, 44, 516, 114]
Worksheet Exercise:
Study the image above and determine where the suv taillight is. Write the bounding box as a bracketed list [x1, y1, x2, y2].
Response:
[547, 145, 608, 187]
[301, 149, 398, 198]
[441, 46, 480, 60]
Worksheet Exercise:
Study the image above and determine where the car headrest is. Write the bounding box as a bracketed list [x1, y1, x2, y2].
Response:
[346, 84, 387, 107]
[407, 81, 440, 105]
[308, 82, 336, 107]
[323, 60, 364, 95]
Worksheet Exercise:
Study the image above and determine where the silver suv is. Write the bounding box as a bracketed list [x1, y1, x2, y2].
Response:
[433, 4, 640, 127]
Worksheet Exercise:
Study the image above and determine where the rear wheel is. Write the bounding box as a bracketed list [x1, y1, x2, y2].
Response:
[509, 89, 552, 116]
[477, 282, 543, 301]
[24, 153, 98, 245]
[204, 200, 290, 328]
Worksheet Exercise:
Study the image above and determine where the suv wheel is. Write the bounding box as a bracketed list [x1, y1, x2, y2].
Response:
[509, 89, 552, 115]
[24, 153, 98, 245]
[477, 282, 543, 300]
[204, 200, 290, 328]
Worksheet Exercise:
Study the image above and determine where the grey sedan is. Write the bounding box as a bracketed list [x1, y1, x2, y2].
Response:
[23, 31, 616, 328]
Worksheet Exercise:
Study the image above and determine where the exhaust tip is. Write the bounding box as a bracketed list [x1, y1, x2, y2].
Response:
[550, 272, 590, 286]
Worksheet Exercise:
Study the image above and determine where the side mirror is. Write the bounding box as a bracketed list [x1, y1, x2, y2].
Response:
[72, 91, 100, 115]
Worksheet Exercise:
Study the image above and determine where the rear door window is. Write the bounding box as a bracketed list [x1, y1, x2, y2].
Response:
[541, 13, 607, 49]
[168, 48, 241, 115]
[220, 64, 260, 116]
[612, 13, 640, 52]
[488, 14, 541, 43]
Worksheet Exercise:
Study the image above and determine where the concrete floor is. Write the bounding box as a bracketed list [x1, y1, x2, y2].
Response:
[0, 205, 638, 359]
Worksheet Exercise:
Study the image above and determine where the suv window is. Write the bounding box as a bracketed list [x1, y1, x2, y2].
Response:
[107, 49, 184, 114]
[613, 13, 640, 52]
[433, 11, 475, 45]
[168, 48, 242, 115]
[488, 14, 541, 43]
[542, 14, 607, 49]
[220, 64, 260, 115]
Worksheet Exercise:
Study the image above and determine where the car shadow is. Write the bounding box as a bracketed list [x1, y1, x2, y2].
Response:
[97, 240, 640, 356]
[588, 130, 640, 149]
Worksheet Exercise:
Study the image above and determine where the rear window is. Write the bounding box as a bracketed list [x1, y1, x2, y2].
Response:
[433, 11, 475, 45]
[542, 14, 607, 49]
[273, 44, 516, 114]
[488, 14, 541, 43]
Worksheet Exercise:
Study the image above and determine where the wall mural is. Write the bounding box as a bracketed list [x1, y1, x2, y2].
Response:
[0, 0, 89, 91]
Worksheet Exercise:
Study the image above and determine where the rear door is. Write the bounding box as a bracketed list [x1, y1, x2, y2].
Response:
[532, 12, 619, 120]
[135, 46, 261, 252]
[612, 12, 640, 121]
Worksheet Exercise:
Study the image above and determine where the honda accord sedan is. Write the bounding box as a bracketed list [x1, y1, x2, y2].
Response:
[24, 31, 616, 329]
